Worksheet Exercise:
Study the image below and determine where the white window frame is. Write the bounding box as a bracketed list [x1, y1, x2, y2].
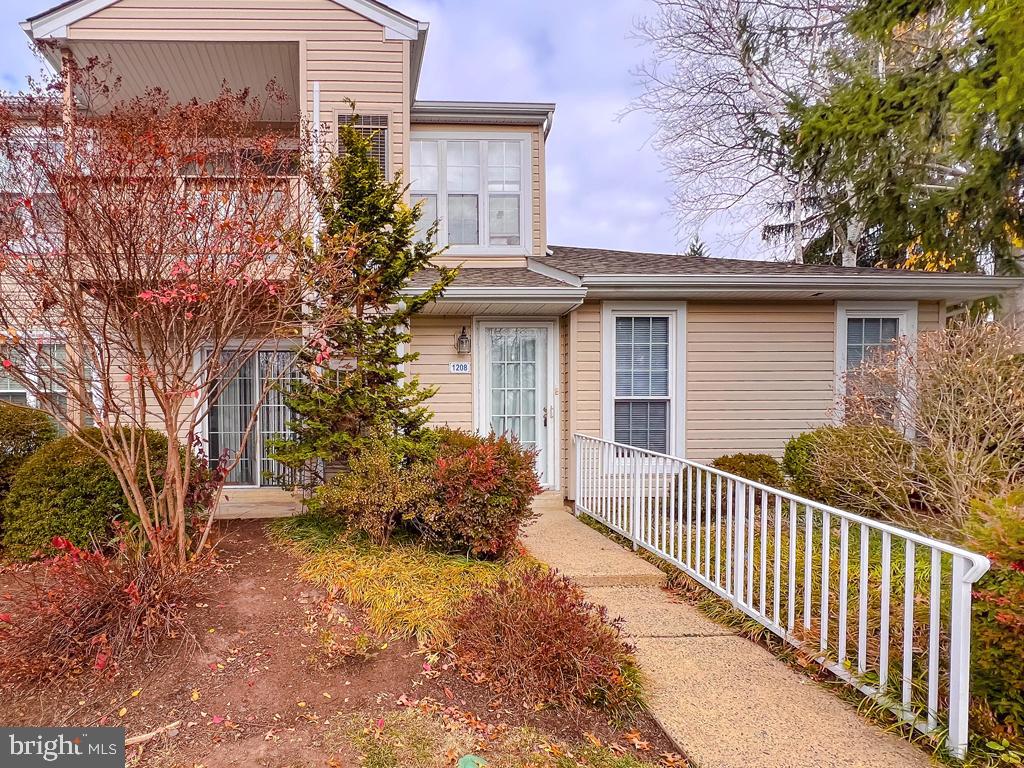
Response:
[834, 301, 918, 422]
[409, 131, 533, 257]
[601, 302, 686, 457]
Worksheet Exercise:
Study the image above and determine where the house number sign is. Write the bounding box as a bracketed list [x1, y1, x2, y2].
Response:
[449, 361, 471, 374]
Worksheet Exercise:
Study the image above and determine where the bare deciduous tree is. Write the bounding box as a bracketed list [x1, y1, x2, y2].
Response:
[634, 0, 852, 262]
[823, 318, 1024, 537]
[0, 59, 353, 568]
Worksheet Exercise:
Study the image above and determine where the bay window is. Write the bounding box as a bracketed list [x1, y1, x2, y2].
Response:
[409, 133, 530, 252]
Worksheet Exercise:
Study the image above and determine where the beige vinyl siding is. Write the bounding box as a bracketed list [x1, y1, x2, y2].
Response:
[685, 302, 836, 462]
[409, 122, 546, 261]
[69, 0, 409, 173]
[562, 302, 601, 499]
[918, 300, 943, 332]
[408, 316, 473, 430]
[559, 314, 570, 491]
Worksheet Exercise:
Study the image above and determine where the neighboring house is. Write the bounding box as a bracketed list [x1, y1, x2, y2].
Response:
[18, 0, 1021, 511]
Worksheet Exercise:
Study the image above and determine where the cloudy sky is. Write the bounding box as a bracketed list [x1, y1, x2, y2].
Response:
[0, 0, 759, 258]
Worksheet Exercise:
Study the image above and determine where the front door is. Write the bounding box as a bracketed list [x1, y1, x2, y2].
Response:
[480, 322, 555, 486]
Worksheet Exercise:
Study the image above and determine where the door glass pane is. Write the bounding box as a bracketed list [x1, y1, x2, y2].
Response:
[486, 327, 544, 454]
[258, 351, 300, 487]
[208, 356, 256, 486]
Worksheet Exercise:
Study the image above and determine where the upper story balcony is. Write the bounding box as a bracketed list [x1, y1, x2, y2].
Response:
[19, 0, 554, 266]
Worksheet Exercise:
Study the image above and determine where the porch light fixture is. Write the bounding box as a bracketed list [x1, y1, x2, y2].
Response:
[455, 326, 471, 355]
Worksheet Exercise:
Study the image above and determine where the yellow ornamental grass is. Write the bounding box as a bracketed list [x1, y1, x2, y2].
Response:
[271, 515, 535, 647]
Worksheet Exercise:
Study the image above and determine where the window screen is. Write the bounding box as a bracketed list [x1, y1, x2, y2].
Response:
[613, 316, 670, 453]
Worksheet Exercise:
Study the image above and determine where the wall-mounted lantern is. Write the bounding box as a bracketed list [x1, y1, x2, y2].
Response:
[455, 326, 471, 355]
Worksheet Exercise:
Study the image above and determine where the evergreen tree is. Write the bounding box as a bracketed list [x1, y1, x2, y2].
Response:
[684, 236, 710, 259]
[272, 121, 455, 482]
[790, 0, 1024, 273]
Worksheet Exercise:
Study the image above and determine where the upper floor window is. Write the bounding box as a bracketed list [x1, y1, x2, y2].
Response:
[346, 115, 389, 175]
[410, 134, 530, 252]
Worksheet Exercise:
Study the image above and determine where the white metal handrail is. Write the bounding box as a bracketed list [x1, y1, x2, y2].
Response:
[573, 433, 990, 759]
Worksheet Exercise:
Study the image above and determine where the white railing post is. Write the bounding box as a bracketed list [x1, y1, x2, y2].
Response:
[946, 555, 973, 759]
[573, 434, 581, 516]
[630, 451, 642, 550]
[733, 480, 746, 608]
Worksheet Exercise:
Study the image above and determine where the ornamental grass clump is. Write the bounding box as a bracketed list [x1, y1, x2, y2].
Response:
[0, 532, 205, 687]
[271, 514, 523, 646]
[452, 566, 644, 719]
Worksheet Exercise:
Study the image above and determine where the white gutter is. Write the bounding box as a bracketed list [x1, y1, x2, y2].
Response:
[401, 285, 587, 301]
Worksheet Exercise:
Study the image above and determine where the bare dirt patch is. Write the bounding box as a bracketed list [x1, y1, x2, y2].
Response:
[0, 521, 675, 767]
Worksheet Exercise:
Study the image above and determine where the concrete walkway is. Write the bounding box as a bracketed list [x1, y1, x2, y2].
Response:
[522, 494, 932, 768]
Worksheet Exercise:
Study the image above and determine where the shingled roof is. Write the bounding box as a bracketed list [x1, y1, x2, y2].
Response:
[541, 245, 977, 278]
[408, 267, 574, 289]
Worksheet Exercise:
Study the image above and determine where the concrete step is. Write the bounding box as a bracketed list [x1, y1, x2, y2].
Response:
[216, 488, 303, 519]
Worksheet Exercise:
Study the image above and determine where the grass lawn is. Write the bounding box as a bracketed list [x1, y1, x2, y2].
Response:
[0, 518, 683, 768]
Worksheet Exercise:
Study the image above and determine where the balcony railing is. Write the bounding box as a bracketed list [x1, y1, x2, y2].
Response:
[573, 433, 990, 759]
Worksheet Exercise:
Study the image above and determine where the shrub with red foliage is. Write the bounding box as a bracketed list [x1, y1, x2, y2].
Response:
[414, 429, 541, 558]
[0, 533, 205, 687]
[451, 566, 644, 718]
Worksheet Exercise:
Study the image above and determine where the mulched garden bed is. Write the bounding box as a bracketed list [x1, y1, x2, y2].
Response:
[0, 521, 678, 767]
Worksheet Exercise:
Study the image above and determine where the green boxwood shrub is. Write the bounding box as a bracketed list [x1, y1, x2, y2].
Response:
[710, 452, 785, 487]
[312, 436, 435, 546]
[0, 401, 58, 501]
[783, 429, 831, 500]
[2, 428, 170, 559]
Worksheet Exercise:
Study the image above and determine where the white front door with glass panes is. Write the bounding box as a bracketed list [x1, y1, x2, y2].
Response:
[480, 323, 554, 486]
[206, 350, 299, 487]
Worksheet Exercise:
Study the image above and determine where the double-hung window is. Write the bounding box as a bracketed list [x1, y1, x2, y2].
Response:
[0, 349, 28, 405]
[0, 342, 68, 416]
[602, 304, 684, 455]
[836, 302, 917, 422]
[613, 317, 671, 453]
[409, 134, 529, 252]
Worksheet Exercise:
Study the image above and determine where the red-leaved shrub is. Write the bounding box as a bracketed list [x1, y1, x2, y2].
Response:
[0, 532, 204, 687]
[452, 567, 644, 718]
[415, 429, 541, 557]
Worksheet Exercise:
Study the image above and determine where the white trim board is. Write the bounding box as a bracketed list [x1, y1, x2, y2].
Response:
[23, 0, 424, 40]
[600, 301, 687, 458]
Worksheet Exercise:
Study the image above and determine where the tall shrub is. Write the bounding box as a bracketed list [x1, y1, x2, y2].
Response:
[829, 318, 1024, 535]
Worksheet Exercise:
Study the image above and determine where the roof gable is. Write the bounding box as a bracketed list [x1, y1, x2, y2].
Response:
[23, 0, 425, 41]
